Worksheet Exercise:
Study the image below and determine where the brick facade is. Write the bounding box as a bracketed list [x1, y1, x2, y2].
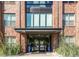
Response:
[0, 1, 79, 53]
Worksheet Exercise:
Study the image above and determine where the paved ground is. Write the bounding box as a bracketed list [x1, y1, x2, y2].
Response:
[3, 52, 62, 57]
[22, 52, 62, 57]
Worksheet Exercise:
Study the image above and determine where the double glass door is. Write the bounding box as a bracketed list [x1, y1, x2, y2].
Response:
[33, 39, 45, 52]
[28, 37, 51, 53]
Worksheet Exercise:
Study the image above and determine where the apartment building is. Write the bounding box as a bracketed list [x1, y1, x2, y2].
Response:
[0, 1, 79, 53]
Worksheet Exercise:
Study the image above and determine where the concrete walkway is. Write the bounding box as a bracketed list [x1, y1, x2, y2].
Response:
[23, 52, 62, 57]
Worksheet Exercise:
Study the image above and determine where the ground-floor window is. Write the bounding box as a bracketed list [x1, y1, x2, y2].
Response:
[64, 36, 75, 44]
[5, 36, 16, 47]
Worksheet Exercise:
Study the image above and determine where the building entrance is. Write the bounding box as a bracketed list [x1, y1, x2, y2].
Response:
[27, 35, 51, 53]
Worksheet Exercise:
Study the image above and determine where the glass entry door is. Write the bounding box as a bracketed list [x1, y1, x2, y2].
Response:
[28, 37, 51, 53]
[39, 39, 45, 52]
[33, 39, 39, 52]
[33, 39, 46, 52]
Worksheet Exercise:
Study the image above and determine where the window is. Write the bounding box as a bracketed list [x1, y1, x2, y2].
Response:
[33, 1, 39, 4]
[5, 36, 16, 47]
[46, 1, 52, 4]
[27, 13, 31, 27]
[64, 36, 75, 44]
[34, 14, 39, 27]
[4, 1, 15, 4]
[4, 14, 16, 27]
[27, 13, 33, 27]
[47, 14, 52, 26]
[40, 1, 45, 4]
[64, 14, 75, 26]
[40, 1, 46, 7]
[26, 13, 52, 28]
[26, 1, 33, 5]
[26, 1, 52, 8]
[63, 1, 75, 3]
[40, 14, 45, 26]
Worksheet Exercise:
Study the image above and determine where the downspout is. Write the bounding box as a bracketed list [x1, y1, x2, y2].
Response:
[57, 1, 59, 28]
[19, 1, 21, 53]
[57, 1, 60, 48]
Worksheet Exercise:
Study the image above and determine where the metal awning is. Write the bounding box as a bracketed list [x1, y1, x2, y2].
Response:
[15, 28, 62, 33]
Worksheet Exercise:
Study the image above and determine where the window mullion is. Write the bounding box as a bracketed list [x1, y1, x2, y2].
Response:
[33, 13, 34, 27]
[45, 14, 46, 27]
[68, 14, 70, 26]
[39, 14, 40, 27]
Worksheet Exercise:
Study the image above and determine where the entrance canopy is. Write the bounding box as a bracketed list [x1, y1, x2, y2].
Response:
[15, 28, 62, 33]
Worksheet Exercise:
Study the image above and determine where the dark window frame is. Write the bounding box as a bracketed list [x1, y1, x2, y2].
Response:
[63, 1, 76, 4]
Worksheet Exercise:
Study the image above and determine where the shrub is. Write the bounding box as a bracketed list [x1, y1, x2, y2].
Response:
[55, 37, 79, 57]
[0, 47, 4, 56]
[4, 44, 20, 56]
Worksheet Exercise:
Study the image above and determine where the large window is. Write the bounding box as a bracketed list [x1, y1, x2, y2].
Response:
[4, 1, 15, 4]
[4, 14, 16, 27]
[64, 36, 75, 44]
[26, 1, 52, 8]
[64, 13, 75, 26]
[26, 13, 52, 28]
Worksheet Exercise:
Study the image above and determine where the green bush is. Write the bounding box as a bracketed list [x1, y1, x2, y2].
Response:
[0, 47, 4, 56]
[4, 44, 20, 56]
[55, 37, 79, 57]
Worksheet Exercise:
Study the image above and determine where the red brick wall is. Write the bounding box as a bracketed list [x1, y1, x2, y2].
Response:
[51, 32, 59, 52]
[63, 2, 79, 46]
[1, 1, 79, 53]
[3, 1, 27, 53]
[75, 2, 79, 46]
[64, 3, 76, 13]
[53, 1, 63, 28]
[53, 1, 59, 28]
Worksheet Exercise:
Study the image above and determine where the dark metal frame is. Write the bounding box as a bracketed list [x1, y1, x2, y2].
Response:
[25, 1, 53, 29]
